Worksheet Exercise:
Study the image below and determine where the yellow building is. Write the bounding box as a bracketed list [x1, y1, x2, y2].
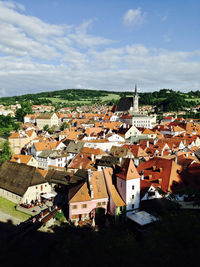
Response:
[8, 129, 37, 154]
[36, 113, 59, 130]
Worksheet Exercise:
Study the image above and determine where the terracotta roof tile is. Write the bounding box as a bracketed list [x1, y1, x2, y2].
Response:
[10, 154, 33, 164]
[69, 182, 91, 202]
[117, 158, 140, 180]
[104, 168, 125, 207]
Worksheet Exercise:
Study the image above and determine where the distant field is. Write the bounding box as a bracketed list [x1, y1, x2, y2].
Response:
[185, 98, 200, 102]
[39, 97, 93, 104]
[0, 197, 30, 221]
[100, 94, 120, 101]
[40, 93, 121, 105]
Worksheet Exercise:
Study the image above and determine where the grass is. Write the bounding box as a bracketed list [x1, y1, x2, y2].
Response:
[0, 196, 30, 221]
[100, 93, 120, 101]
[41, 93, 121, 105]
[185, 98, 200, 102]
[39, 97, 93, 104]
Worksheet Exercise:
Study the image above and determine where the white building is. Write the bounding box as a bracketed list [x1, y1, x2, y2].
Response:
[0, 161, 51, 204]
[116, 158, 140, 215]
[120, 114, 157, 129]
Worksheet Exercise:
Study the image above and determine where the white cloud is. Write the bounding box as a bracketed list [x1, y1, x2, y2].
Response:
[0, 1, 199, 96]
[0, 1, 24, 10]
[123, 8, 146, 27]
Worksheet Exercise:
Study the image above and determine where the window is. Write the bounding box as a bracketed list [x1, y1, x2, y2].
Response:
[132, 185, 134, 190]
[132, 204, 134, 209]
[148, 191, 155, 197]
[132, 195, 134, 199]
[72, 205, 77, 209]
[82, 204, 87, 208]
[102, 202, 106, 205]
[97, 202, 102, 207]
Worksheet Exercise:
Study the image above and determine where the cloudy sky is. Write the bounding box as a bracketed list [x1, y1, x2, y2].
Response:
[0, 0, 199, 97]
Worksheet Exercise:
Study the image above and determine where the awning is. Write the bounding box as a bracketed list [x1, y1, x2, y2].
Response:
[41, 193, 56, 199]
[127, 211, 158, 226]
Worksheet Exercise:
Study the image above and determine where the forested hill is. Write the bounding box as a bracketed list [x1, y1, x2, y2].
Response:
[0, 88, 200, 112]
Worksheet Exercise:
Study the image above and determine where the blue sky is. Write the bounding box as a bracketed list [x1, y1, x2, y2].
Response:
[0, 0, 199, 96]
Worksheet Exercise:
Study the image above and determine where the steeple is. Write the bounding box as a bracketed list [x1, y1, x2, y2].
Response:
[134, 83, 137, 96]
[131, 83, 139, 113]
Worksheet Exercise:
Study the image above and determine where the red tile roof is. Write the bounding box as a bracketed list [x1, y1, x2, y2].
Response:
[117, 158, 140, 180]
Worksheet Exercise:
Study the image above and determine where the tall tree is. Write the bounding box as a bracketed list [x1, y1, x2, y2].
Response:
[0, 141, 12, 165]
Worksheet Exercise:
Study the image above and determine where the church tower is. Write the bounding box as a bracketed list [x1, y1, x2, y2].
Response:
[132, 84, 139, 113]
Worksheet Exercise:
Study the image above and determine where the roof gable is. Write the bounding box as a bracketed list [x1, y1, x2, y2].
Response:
[69, 182, 91, 202]
[103, 168, 125, 207]
[117, 158, 140, 180]
[0, 161, 47, 196]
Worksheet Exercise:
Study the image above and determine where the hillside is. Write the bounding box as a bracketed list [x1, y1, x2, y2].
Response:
[0, 88, 200, 112]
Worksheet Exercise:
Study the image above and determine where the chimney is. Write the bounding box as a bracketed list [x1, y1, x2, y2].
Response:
[185, 153, 188, 158]
[141, 174, 144, 180]
[175, 154, 178, 163]
[17, 157, 21, 164]
[80, 164, 82, 169]
[91, 153, 94, 162]
[88, 169, 91, 183]
[161, 150, 163, 156]
[119, 157, 122, 164]
[91, 190, 94, 199]
[146, 141, 149, 148]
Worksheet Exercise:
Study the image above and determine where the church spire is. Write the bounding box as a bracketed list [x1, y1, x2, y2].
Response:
[134, 83, 137, 95]
[131, 83, 139, 113]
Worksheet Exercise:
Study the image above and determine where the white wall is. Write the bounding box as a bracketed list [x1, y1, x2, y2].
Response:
[22, 182, 51, 204]
[141, 185, 162, 201]
[116, 177, 140, 215]
[126, 178, 140, 212]
[0, 188, 22, 204]
[84, 141, 123, 152]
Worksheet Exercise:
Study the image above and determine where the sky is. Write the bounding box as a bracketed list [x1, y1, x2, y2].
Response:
[0, 0, 199, 97]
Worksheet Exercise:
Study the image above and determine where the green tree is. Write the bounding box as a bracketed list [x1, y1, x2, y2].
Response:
[0, 141, 12, 165]
[0, 115, 20, 136]
[43, 124, 49, 131]
[48, 128, 53, 134]
[15, 102, 33, 122]
[60, 122, 70, 131]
